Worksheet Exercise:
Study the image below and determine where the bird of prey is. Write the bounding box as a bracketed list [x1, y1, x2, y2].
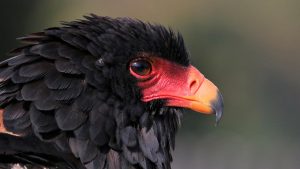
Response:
[0, 15, 223, 169]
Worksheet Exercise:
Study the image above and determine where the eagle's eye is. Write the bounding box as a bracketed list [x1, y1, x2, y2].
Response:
[130, 59, 152, 76]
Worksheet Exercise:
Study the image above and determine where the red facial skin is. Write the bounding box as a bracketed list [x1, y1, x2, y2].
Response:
[130, 55, 223, 116]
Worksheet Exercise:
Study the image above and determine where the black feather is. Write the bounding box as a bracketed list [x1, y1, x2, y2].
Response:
[121, 126, 137, 148]
[34, 95, 61, 111]
[17, 32, 49, 45]
[21, 81, 48, 101]
[0, 134, 85, 169]
[0, 84, 19, 95]
[73, 122, 90, 140]
[89, 123, 109, 146]
[19, 61, 52, 78]
[84, 152, 106, 169]
[3, 102, 26, 121]
[50, 81, 83, 101]
[57, 45, 84, 63]
[44, 70, 76, 90]
[138, 127, 159, 163]
[6, 54, 40, 66]
[0, 67, 14, 83]
[55, 58, 82, 75]
[69, 138, 98, 163]
[55, 105, 88, 131]
[29, 105, 59, 133]
[12, 71, 40, 83]
[30, 42, 61, 59]
[3, 105, 31, 134]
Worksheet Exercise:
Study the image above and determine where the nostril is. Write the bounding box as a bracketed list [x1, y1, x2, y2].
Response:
[189, 80, 199, 94]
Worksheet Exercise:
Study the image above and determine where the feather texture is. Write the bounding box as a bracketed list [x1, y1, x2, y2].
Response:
[0, 15, 187, 169]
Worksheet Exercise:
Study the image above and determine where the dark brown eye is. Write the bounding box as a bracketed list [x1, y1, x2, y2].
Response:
[130, 59, 152, 76]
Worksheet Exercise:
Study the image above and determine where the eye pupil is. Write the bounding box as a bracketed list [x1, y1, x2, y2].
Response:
[130, 60, 151, 76]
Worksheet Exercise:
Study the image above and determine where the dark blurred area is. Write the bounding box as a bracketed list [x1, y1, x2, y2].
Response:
[0, 1, 299, 168]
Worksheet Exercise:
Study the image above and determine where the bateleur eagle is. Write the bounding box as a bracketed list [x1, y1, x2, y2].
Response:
[0, 15, 223, 169]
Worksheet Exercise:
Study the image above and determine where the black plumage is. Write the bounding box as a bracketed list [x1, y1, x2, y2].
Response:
[0, 133, 85, 169]
[0, 15, 190, 169]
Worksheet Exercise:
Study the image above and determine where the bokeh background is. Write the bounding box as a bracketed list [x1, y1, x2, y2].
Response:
[0, 1, 299, 168]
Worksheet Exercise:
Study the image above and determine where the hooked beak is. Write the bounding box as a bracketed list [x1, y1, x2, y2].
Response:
[163, 66, 224, 122]
[167, 78, 224, 122]
[138, 57, 224, 122]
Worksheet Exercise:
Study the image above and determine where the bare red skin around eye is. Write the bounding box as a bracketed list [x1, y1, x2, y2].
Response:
[129, 56, 205, 103]
[129, 55, 223, 118]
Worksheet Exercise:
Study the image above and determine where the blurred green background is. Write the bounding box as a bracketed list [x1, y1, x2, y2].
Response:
[0, 1, 299, 168]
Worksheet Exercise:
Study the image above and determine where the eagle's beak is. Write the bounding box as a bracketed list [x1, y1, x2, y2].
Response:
[165, 66, 224, 122]
[177, 78, 223, 122]
[138, 58, 224, 122]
